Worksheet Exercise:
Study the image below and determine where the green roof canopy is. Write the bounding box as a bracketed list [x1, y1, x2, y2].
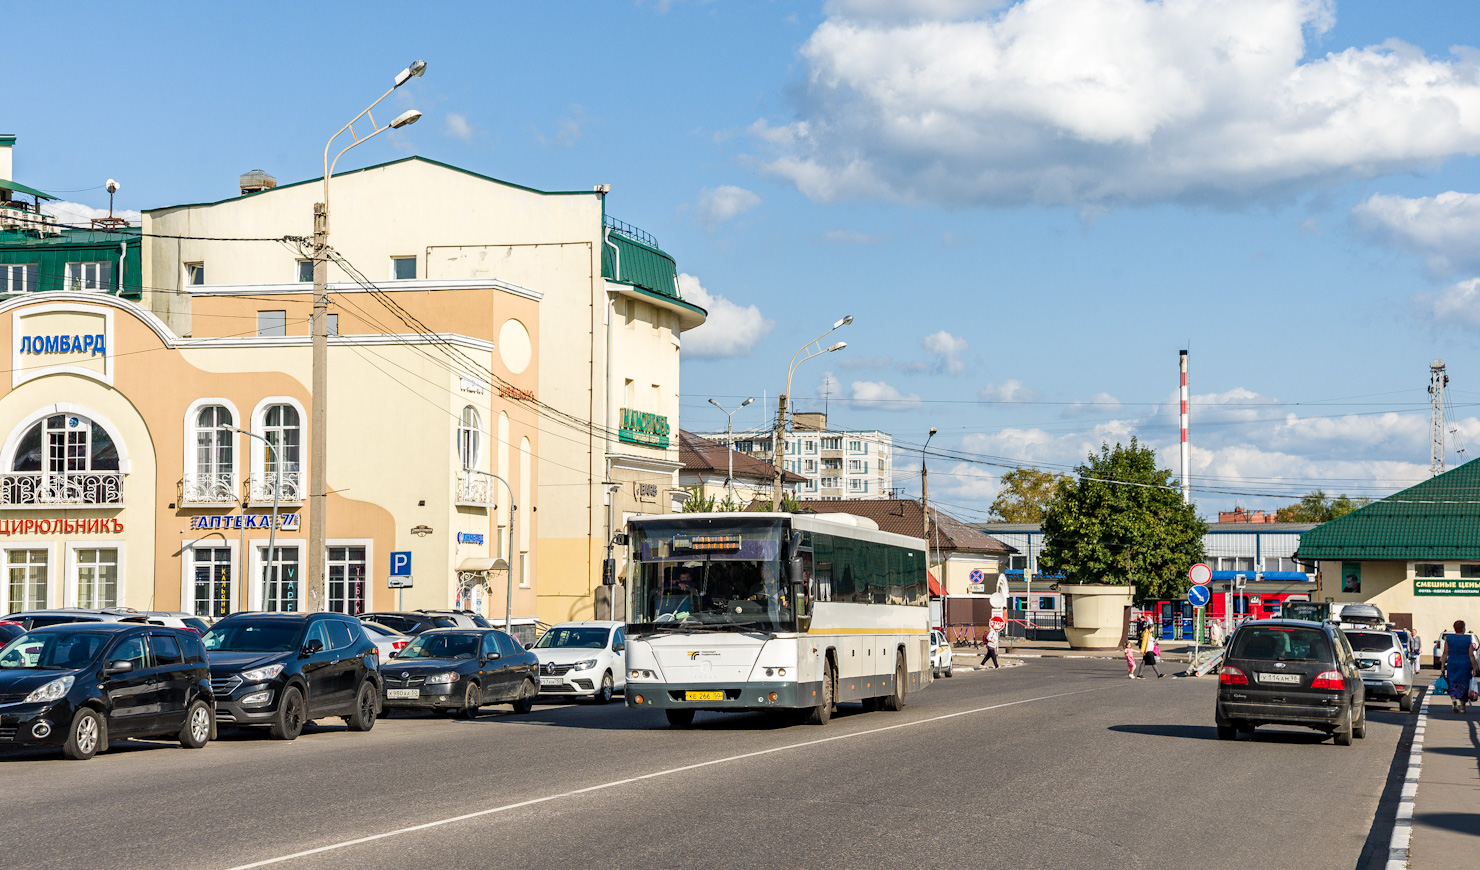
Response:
[0, 179, 57, 201]
[602, 230, 679, 299]
[1297, 459, 1480, 561]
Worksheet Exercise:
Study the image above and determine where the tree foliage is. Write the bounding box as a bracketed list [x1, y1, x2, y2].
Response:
[1274, 490, 1370, 523]
[1038, 439, 1205, 600]
[681, 486, 742, 513]
[989, 467, 1072, 523]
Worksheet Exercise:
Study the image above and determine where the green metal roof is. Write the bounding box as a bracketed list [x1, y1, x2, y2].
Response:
[1296, 459, 1480, 561]
[602, 231, 679, 299]
[0, 179, 57, 200]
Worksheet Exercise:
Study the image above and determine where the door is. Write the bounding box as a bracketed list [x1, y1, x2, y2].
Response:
[192, 548, 233, 619]
[322, 619, 362, 711]
[299, 621, 337, 714]
[147, 632, 191, 731]
[477, 631, 502, 702]
[493, 631, 522, 700]
[102, 634, 159, 736]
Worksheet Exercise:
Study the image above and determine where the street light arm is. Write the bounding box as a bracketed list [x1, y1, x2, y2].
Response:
[322, 83, 399, 206]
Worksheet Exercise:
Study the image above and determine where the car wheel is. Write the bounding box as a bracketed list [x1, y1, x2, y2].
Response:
[1399, 691, 1414, 713]
[511, 679, 536, 714]
[945, 663, 954, 678]
[665, 709, 695, 729]
[880, 652, 907, 711]
[933, 665, 941, 679]
[594, 672, 614, 705]
[1216, 724, 1236, 741]
[1334, 707, 1354, 746]
[460, 681, 482, 720]
[62, 707, 104, 760]
[179, 700, 213, 749]
[804, 659, 834, 725]
[1354, 704, 1368, 739]
[269, 687, 306, 741]
[347, 682, 379, 731]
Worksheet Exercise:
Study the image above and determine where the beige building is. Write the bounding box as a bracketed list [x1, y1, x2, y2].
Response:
[141, 157, 705, 623]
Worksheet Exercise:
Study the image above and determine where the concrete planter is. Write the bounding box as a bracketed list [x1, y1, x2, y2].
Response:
[1062, 583, 1137, 650]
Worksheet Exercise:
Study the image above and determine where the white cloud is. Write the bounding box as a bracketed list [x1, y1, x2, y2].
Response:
[42, 201, 142, 225]
[676, 273, 774, 358]
[1063, 392, 1123, 418]
[921, 330, 969, 374]
[695, 185, 762, 227]
[816, 228, 887, 245]
[826, 0, 1010, 21]
[1353, 191, 1480, 276]
[756, 0, 1480, 208]
[535, 105, 587, 148]
[978, 379, 1039, 402]
[848, 379, 922, 410]
[1414, 278, 1480, 331]
[444, 113, 474, 142]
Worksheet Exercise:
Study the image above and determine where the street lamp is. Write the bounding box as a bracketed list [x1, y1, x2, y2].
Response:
[770, 316, 853, 510]
[224, 425, 284, 611]
[708, 397, 754, 503]
[922, 427, 937, 540]
[307, 60, 426, 611]
[464, 470, 516, 631]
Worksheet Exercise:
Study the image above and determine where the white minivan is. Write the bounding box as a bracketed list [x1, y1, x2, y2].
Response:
[531, 621, 626, 703]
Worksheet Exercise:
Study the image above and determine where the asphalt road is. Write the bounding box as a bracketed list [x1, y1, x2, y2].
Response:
[0, 658, 1417, 870]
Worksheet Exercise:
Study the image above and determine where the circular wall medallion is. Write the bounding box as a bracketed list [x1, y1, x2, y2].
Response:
[498, 319, 532, 374]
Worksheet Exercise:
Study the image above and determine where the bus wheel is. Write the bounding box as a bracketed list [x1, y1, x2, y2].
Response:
[805, 660, 834, 725]
[665, 709, 695, 729]
[881, 653, 906, 712]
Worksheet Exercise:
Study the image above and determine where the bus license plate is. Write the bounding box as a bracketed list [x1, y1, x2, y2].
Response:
[1258, 673, 1300, 684]
[386, 689, 419, 699]
[685, 690, 724, 702]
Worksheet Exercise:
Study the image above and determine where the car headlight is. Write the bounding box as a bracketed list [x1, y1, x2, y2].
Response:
[425, 672, 458, 685]
[240, 664, 285, 683]
[573, 659, 598, 670]
[24, 675, 74, 704]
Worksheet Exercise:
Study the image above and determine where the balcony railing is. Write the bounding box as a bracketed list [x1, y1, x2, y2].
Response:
[249, 471, 304, 504]
[1, 471, 123, 506]
[181, 472, 237, 505]
[456, 473, 495, 507]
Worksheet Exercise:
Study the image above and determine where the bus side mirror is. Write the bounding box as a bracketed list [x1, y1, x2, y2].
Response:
[789, 558, 802, 585]
[786, 532, 802, 562]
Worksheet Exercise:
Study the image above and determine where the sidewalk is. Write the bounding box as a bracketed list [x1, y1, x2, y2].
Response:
[1406, 682, 1480, 869]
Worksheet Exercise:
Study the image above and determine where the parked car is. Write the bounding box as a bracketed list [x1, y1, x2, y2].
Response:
[2, 607, 145, 629]
[929, 629, 954, 678]
[361, 621, 411, 659]
[359, 610, 491, 636]
[0, 623, 214, 760]
[531, 621, 626, 703]
[381, 628, 538, 717]
[123, 612, 212, 634]
[1343, 629, 1416, 711]
[202, 613, 381, 740]
[0, 622, 23, 645]
[1216, 619, 1367, 745]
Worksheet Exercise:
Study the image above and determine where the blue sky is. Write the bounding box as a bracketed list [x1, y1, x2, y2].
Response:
[11, 0, 1480, 521]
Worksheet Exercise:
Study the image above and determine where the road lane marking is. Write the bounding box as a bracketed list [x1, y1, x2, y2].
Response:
[1386, 688, 1428, 870]
[224, 685, 1110, 869]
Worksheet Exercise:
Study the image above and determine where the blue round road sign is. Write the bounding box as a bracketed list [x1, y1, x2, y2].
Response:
[1188, 584, 1211, 607]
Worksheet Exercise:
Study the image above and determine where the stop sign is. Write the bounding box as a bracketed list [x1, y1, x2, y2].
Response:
[989, 615, 1006, 632]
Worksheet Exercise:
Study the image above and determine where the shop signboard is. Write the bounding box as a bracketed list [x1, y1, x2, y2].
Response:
[619, 407, 670, 449]
[1414, 577, 1480, 596]
[188, 513, 299, 531]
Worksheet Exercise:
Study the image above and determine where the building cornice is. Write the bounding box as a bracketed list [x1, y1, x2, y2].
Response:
[191, 277, 543, 302]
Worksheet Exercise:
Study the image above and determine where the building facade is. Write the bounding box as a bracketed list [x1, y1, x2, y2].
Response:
[704, 412, 893, 500]
[677, 429, 803, 506]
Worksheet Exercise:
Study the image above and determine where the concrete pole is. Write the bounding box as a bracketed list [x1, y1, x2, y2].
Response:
[308, 202, 328, 610]
[770, 395, 788, 511]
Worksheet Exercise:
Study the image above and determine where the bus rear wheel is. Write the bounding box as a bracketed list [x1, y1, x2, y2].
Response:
[804, 660, 834, 725]
[881, 653, 906, 712]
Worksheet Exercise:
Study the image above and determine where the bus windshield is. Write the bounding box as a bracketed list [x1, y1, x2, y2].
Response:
[628, 517, 789, 634]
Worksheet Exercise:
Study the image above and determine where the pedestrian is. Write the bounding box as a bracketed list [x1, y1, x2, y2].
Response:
[1209, 620, 1225, 648]
[1441, 620, 1478, 714]
[1137, 618, 1163, 678]
[979, 624, 1000, 668]
[1124, 637, 1138, 679]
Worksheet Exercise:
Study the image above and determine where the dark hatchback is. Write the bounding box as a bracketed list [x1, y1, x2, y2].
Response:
[1216, 619, 1367, 745]
[0, 624, 214, 760]
[203, 613, 382, 740]
[381, 629, 538, 718]
[360, 610, 491, 636]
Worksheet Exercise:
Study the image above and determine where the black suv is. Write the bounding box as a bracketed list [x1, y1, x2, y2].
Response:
[360, 610, 491, 636]
[1216, 619, 1367, 745]
[202, 613, 381, 740]
[0, 623, 214, 760]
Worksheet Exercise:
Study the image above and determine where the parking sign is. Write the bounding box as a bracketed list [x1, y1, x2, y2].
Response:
[390, 551, 412, 576]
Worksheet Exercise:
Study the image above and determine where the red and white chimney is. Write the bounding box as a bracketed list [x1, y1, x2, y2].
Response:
[1179, 349, 1190, 504]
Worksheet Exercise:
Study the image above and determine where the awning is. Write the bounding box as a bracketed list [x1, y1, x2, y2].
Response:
[928, 571, 943, 597]
[0, 179, 58, 201]
[457, 557, 505, 573]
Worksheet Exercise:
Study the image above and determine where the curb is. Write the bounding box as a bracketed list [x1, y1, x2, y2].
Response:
[1385, 688, 1428, 870]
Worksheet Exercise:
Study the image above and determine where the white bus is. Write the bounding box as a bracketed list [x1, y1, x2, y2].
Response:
[623, 511, 931, 727]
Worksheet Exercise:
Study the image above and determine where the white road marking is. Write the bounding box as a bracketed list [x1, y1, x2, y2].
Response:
[1386, 688, 1429, 870]
[225, 686, 1109, 869]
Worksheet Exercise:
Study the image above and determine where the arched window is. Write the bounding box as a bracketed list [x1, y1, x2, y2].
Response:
[263, 404, 301, 475]
[6, 413, 121, 505]
[186, 404, 235, 503]
[458, 406, 481, 471]
[249, 402, 304, 504]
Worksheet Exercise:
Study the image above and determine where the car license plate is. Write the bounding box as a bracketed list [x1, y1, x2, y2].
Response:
[685, 690, 724, 702]
[540, 677, 563, 687]
[1259, 673, 1301, 684]
[386, 688, 419, 700]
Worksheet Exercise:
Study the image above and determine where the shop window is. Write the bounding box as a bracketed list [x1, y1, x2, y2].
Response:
[327, 546, 367, 615]
[391, 256, 417, 280]
[458, 406, 482, 471]
[257, 310, 287, 337]
[260, 545, 300, 612]
[1039, 596, 1055, 610]
[192, 547, 233, 618]
[65, 261, 112, 292]
[7, 549, 48, 610]
[2, 263, 37, 293]
[1462, 564, 1480, 579]
[7, 413, 122, 506]
[74, 548, 118, 609]
[1416, 563, 1445, 578]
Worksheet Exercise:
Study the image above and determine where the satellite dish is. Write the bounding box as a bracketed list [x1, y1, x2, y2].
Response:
[105, 179, 120, 194]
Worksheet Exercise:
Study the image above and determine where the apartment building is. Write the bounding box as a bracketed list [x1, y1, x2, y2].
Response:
[700, 412, 893, 500]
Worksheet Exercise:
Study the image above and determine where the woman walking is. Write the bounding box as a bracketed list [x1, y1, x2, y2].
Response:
[1137, 618, 1163, 679]
[1442, 620, 1477, 713]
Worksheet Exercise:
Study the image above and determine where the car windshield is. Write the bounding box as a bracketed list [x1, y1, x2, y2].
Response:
[398, 633, 480, 660]
[0, 631, 107, 670]
[628, 518, 789, 633]
[1344, 631, 1397, 652]
[202, 622, 301, 652]
[533, 627, 609, 649]
[1231, 626, 1333, 662]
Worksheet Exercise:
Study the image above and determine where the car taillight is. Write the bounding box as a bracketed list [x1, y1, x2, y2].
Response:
[1390, 651, 1403, 669]
[393, 640, 409, 651]
[1219, 666, 1248, 685]
[1312, 670, 1345, 690]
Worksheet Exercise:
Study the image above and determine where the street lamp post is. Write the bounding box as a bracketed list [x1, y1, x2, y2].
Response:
[225, 425, 283, 611]
[307, 60, 425, 611]
[922, 427, 937, 539]
[770, 316, 853, 511]
[708, 397, 754, 503]
[466, 470, 516, 631]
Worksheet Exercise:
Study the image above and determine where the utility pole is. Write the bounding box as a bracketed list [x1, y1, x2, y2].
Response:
[308, 202, 328, 610]
[1430, 359, 1448, 477]
[770, 394, 789, 510]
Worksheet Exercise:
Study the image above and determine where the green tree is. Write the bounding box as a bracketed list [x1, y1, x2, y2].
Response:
[1274, 490, 1371, 523]
[1038, 439, 1205, 600]
[989, 467, 1072, 523]
[681, 486, 744, 513]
